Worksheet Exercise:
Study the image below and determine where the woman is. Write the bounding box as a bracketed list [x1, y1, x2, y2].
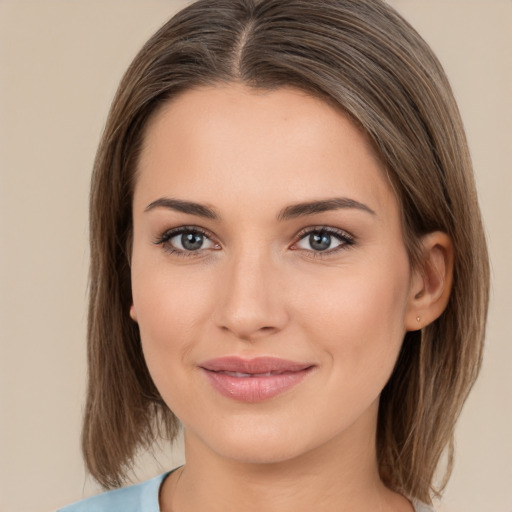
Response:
[59, 0, 489, 511]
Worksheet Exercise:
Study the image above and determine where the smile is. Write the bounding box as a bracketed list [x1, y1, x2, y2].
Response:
[199, 356, 314, 403]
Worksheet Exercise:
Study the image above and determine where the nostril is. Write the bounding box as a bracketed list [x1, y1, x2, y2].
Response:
[220, 325, 280, 343]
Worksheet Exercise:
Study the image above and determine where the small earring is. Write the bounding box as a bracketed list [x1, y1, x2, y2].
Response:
[416, 316, 421, 323]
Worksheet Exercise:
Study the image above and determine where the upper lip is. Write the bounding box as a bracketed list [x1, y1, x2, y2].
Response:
[199, 356, 314, 374]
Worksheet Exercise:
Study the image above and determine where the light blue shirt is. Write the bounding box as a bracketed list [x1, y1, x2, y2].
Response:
[58, 471, 435, 512]
[58, 472, 169, 512]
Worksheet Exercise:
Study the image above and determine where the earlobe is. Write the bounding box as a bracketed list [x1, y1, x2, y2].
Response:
[406, 232, 454, 331]
[129, 304, 138, 322]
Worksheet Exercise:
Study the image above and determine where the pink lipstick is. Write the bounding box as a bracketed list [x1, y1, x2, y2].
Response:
[199, 356, 314, 402]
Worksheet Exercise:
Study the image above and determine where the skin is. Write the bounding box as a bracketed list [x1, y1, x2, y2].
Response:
[130, 84, 452, 512]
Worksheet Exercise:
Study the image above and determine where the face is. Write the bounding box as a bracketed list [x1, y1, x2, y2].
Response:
[130, 84, 416, 465]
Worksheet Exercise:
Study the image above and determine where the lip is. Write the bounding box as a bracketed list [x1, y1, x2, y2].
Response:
[199, 356, 314, 403]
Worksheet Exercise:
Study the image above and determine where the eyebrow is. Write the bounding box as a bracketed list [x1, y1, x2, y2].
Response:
[144, 196, 375, 220]
[145, 198, 219, 219]
[277, 197, 375, 220]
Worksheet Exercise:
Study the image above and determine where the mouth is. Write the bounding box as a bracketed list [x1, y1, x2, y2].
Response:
[199, 356, 315, 402]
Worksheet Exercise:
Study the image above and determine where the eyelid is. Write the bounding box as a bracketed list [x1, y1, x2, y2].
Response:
[153, 225, 214, 243]
[153, 225, 221, 256]
[290, 226, 355, 254]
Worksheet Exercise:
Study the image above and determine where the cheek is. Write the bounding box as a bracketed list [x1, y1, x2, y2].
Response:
[297, 254, 411, 373]
[131, 261, 217, 382]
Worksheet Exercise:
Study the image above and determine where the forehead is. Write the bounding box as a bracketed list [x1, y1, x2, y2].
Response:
[135, 84, 396, 219]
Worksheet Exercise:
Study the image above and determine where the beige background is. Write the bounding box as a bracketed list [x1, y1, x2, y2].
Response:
[0, 1, 510, 511]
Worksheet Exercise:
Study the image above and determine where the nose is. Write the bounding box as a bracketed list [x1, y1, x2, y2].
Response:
[213, 249, 290, 342]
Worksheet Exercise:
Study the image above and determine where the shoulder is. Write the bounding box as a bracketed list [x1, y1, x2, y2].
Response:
[57, 472, 169, 512]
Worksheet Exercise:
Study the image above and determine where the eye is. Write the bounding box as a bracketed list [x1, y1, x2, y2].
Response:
[293, 227, 354, 254]
[154, 227, 219, 255]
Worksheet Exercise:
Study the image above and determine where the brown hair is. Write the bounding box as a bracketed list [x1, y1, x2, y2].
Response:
[83, 0, 490, 503]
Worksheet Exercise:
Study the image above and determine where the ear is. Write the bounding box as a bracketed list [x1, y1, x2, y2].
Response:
[129, 304, 138, 322]
[405, 231, 454, 331]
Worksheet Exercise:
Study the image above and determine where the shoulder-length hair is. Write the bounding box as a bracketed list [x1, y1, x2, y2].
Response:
[83, 0, 490, 503]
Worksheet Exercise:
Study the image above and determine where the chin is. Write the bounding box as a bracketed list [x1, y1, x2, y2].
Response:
[188, 420, 313, 465]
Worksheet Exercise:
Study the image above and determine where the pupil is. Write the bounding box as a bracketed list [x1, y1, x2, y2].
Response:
[182, 232, 203, 251]
[310, 232, 331, 251]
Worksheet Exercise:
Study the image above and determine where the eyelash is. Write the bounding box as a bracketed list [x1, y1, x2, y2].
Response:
[153, 225, 355, 259]
[153, 226, 218, 258]
[293, 226, 355, 258]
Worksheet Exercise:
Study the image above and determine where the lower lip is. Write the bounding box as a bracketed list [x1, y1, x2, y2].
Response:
[202, 368, 312, 403]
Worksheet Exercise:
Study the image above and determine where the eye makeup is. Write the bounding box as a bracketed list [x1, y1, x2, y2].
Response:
[153, 224, 355, 260]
